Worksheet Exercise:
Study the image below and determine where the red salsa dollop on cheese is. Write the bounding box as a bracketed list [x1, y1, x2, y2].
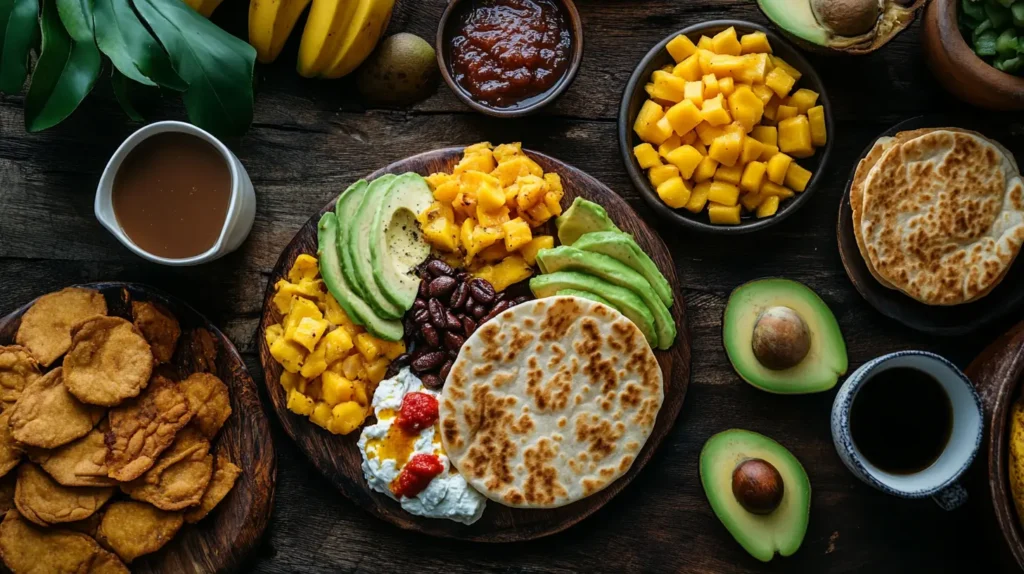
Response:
[394, 391, 439, 432]
[392, 453, 445, 498]
[449, 0, 572, 109]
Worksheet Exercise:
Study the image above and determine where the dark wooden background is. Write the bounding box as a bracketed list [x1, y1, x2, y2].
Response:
[0, 0, 1018, 572]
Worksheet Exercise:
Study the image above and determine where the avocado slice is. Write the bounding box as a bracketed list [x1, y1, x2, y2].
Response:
[370, 173, 433, 312]
[336, 180, 370, 303]
[346, 174, 403, 319]
[573, 231, 674, 309]
[723, 278, 847, 394]
[530, 271, 658, 348]
[700, 429, 810, 563]
[317, 213, 403, 341]
[555, 198, 621, 246]
[555, 289, 612, 307]
[535, 246, 676, 350]
[757, 0, 926, 55]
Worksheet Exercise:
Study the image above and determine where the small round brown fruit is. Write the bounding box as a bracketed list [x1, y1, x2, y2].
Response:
[751, 306, 810, 370]
[811, 0, 880, 37]
[356, 33, 438, 107]
[732, 458, 785, 515]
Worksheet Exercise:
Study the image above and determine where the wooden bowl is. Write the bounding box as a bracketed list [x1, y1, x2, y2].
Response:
[922, 0, 1024, 111]
[435, 0, 583, 118]
[618, 20, 834, 234]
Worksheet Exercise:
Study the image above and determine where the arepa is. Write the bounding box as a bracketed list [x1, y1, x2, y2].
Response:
[859, 129, 1024, 305]
[439, 296, 663, 509]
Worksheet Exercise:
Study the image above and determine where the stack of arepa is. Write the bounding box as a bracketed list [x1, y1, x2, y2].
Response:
[851, 128, 1024, 306]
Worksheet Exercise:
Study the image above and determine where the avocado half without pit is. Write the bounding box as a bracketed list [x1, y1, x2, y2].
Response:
[757, 0, 927, 55]
[723, 278, 847, 394]
[701, 430, 810, 562]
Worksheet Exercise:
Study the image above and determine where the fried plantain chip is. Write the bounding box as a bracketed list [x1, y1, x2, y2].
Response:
[121, 426, 213, 511]
[184, 451, 241, 523]
[8, 368, 104, 449]
[0, 510, 128, 574]
[0, 347, 39, 411]
[15, 288, 107, 367]
[29, 423, 117, 488]
[13, 464, 113, 527]
[105, 376, 192, 482]
[64, 316, 155, 407]
[179, 373, 232, 439]
[132, 301, 181, 365]
[95, 501, 183, 564]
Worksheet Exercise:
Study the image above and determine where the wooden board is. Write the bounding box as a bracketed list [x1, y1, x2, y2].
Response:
[0, 283, 276, 573]
[257, 147, 690, 542]
[836, 115, 1024, 335]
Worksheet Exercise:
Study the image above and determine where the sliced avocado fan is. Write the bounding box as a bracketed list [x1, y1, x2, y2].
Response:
[573, 231, 674, 309]
[555, 198, 621, 246]
[369, 173, 433, 312]
[346, 174, 404, 319]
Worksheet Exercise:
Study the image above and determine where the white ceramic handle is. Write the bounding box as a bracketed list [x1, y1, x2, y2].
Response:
[931, 481, 968, 511]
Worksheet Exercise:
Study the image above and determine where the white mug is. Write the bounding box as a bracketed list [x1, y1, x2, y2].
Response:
[830, 351, 982, 510]
[94, 121, 256, 266]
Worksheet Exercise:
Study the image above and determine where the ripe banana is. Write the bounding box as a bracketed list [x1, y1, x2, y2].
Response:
[249, 0, 313, 64]
[321, 0, 395, 79]
[296, 0, 359, 77]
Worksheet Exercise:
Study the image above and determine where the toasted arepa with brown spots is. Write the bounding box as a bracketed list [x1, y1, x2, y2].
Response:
[860, 129, 1024, 305]
[440, 296, 663, 509]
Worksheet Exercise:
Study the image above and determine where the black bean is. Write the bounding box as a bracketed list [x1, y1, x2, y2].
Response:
[428, 298, 447, 328]
[412, 351, 446, 372]
[421, 323, 440, 348]
[450, 282, 469, 309]
[469, 279, 496, 304]
[471, 304, 487, 319]
[455, 271, 470, 282]
[421, 374, 442, 389]
[495, 291, 508, 303]
[511, 296, 531, 306]
[481, 300, 511, 324]
[443, 331, 466, 352]
[413, 298, 427, 311]
[418, 278, 429, 298]
[462, 316, 477, 337]
[393, 353, 412, 367]
[413, 309, 430, 324]
[428, 276, 457, 299]
[445, 310, 462, 330]
[385, 363, 401, 379]
[427, 259, 454, 277]
[440, 360, 453, 381]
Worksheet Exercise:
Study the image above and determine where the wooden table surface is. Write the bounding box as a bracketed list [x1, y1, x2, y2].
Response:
[0, 1, 1019, 572]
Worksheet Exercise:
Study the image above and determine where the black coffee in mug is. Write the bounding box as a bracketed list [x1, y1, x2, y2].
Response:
[850, 367, 953, 475]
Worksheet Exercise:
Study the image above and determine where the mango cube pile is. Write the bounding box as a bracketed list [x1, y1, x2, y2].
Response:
[265, 254, 405, 435]
[633, 27, 826, 225]
[417, 142, 560, 291]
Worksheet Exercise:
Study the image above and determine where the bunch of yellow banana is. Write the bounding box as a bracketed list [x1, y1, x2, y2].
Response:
[182, 0, 224, 17]
[249, 0, 396, 78]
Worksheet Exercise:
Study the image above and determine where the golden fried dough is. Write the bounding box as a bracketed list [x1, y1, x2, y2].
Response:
[95, 501, 183, 564]
[179, 328, 218, 374]
[132, 301, 181, 364]
[8, 368, 104, 449]
[185, 451, 241, 523]
[0, 412, 21, 479]
[180, 372, 232, 438]
[65, 511, 104, 538]
[63, 316, 154, 407]
[0, 510, 128, 574]
[15, 288, 107, 367]
[0, 347, 39, 410]
[13, 464, 113, 527]
[30, 425, 117, 487]
[0, 474, 15, 515]
[105, 376, 192, 482]
[121, 426, 213, 511]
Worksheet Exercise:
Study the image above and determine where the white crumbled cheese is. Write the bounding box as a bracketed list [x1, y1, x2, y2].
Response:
[357, 368, 486, 525]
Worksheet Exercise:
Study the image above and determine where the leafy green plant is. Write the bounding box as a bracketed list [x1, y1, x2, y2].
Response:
[0, 0, 254, 135]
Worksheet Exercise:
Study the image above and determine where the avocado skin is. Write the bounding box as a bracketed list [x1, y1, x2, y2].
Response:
[346, 174, 404, 319]
[535, 246, 676, 350]
[699, 429, 810, 563]
[369, 172, 433, 312]
[316, 213, 403, 341]
[555, 198, 621, 246]
[555, 289, 612, 307]
[530, 271, 658, 348]
[573, 231, 673, 309]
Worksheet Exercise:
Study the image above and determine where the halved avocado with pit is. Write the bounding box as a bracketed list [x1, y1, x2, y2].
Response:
[757, 0, 927, 55]
[723, 278, 847, 394]
[700, 429, 810, 563]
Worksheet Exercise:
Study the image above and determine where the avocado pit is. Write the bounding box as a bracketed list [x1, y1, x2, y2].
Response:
[732, 458, 785, 515]
[810, 0, 878, 37]
[751, 306, 810, 371]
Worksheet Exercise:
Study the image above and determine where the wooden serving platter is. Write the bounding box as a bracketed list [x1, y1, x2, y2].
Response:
[257, 147, 691, 542]
[0, 283, 276, 574]
[836, 115, 1024, 335]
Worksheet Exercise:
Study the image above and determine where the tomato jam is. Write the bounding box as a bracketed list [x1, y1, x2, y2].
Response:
[449, 0, 573, 109]
[394, 392, 439, 432]
[391, 453, 444, 498]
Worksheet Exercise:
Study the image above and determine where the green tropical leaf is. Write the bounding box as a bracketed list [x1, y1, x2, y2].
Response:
[134, 0, 254, 136]
[93, 0, 184, 90]
[24, 0, 100, 131]
[0, 0, 40, 93]
[111, 67, 143, 120]
[55, 0, 93, 41]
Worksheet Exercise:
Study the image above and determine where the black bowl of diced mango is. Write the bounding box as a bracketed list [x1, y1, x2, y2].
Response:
[618, 20, 834, 234]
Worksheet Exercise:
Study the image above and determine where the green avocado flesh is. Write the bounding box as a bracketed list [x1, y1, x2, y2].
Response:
[555, 289, 612, 307]
[758, 0, 828, 46]
[530, 271, 658, 347]
[700, 429, 810, 563]
[317, 213, 403, 341]
[723, 278, 847, 394]
[347, 174, 403, 319]
[336, 180, 369, 303]
[370, 173, 433, 312]
[536, 246, 675, 350]
[573, 231, 673, 309]
[556, 198, 621, 246]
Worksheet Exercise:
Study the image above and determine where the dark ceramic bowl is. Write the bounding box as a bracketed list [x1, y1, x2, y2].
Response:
[618, 20, 834, 234]
[435, 0, 584, 118]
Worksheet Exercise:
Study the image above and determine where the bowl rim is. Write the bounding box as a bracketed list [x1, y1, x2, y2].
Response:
[932, 0, 1024, 90]
[617, 19, 835, 235]
[434, 0, 584, 118]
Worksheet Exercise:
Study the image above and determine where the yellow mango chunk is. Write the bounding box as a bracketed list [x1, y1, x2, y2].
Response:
[695, 122, 725, 146]
[759, 143, 780, 162]
[727, 86, 765, 132]
[697, 49, 716, 75]
[279, 371, 302, 393]
[694, 140, 708, 156]
[652, 70, 687, 102]
[760, 181, 795, 199]
[365, 357, 389, 385]
[287, 254, 319, 282]
[515, 175, 548, 211]
[733, 53, 769, 84]
[778, 115, 814, 158]
[543, 189, 563, 217]
[763, 98, 779, 122]
[741, 137, 764, 164]
[787, 88, 819, 115]
[473, 255, 533, 292]
[354, 332, 380, 362]
[740, 32, 772, 54]
[300, 345, 328, 379]
[454, 149, 495, 174]
[709, 54, 745, 77]
[283, 297, 322, 338]
[708, 203, 741, 225]
[718, 76, 735, 96]
[693, 156, 719, 182]
[750, 126, 778, 146]
[286, 389, 315, 416]
[686, 181, 711, 213]
[634, 143, 662, 169]
[657, 177, 692, 209]
[633, 99, 666, 143]
[700, 94, 732, 126]
[673, 54, 703, 81]
[775, 105, 798, 122]
[329, 401, 366, 435]
[380, 340, 406, 360]
[476, 204, 510, 228]
[764, 67, 796, 98]
[322, 328, 353, 365]
[665, 145, 704, 179]
[740, 161, 767, 193]
[708, 130, 744, 167]
[785, 163, 813, 192]
[707, 181, 740, 206]
[711, 26, 742, 56]
[474, 177, 507, 212]
[308, 402, 333, 430]
[291, 317, 328, 353]
[756, 195, 780, 218]
[808, 105, 827, 147]
[766, 153, 793, 184]
[667, 34, 697, 62]
[713, 163, 743, 185]
[739, 192, 764, 211]
[492, 142, 523, 163]
[502, 218, 533, 251]
[519, 235, 554, 266]
[751, 84, 775, 106]
[659, 135, 682, 159]
[697, 35, 713, 50]
[702, 73, 720, 99]
[271, 338, 306, 374]
[769, 55, 802, 81]
[684, 81, 704, 107]
[648, 164, 680, 187]
[665, 99, 703, 136]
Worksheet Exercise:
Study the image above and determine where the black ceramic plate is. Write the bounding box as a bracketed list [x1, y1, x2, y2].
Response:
[837, 115, 1024, 335]
[618, 20, 835, 234]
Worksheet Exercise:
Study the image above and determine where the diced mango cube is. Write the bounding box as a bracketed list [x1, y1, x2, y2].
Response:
[340, 353, 364, 380]
[711, 26, 742, 56]
[702, 73, 720, 99]
[693, 156, 719, 182]
[652, 70, 687, 102]
[667, 34, 697, 62]
[686, 181, 711, 213]
[473, 255, 533, 292]
[515, 175, 548, 211]
[751, 84, 775, 107]
[766, 153, 793, 185]
[759, 143, 780, 162]
[323, 296, 354, 329]
[713, 163, 743, 185]
[380, 340, 406, 360]
[673, 54, 703, 81]
[787, 88, 819, 114]
[708, 130, 744, 167]
[756, 195, 780, 218]
[750, 126, 778, 146]
[697, 35, 713, 50]
[778, 115, 814, 158]
[322, 328, 354, 365]
[330, 401, 366, 435]
[475, 179, 507, 212]
[287, 389, 315, 416]
[707, 181, 740, 206]
[271, 338, 306, 374]
[502, 218, 533, 251]
[764, 67, 796, 98]
[740, 32, 772, 54]
[739, 192, 764, 211]
[291, 317, 328, 353]
[695, 122, 725, 146]
[769, 55, 802, 81]
[665, 145, 704, 179]
[763, 98, 779, 122]
[476, 204, 510, 228]
[279, 371, 302, 393]
[309, 402, 333, 430]
[432, 180, 460, 202]
[727, 86, 765, 132]
[733, 53, 769, 84]
[354, 333, 380, 362]
[808, 105, 827, 147]
[775, 105, 798, 122]
[265, 324, 283, 347]
[633, 99, 666, 143]
[634, 143, 662, 169]
[665, 99, 703, 135]
[740, 161, 767, 193]
[785, 163, 813, 192]
[454, 149, 496, 174]
[492, 142, 523, 163]
[283, 297, 322, 339]
[709, 54, 746, 77]
[741, 137, 764, 164]
[648, 164, 680, 187]
[718, 76, 735, 96]
[760, 181, 795, 199]
[657, 177, 692, 209]
[697, 49, 716, 75]
[287, 254, 319, 282]
[683, 81, 704, 107]
[708, 203, 742, 225]
[365, 357, 389, 385]
[700, 94, 731, 126]
[519, 235, 554, 266]
[658, 135, 682, 159]
[300, 345, 328, 379]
